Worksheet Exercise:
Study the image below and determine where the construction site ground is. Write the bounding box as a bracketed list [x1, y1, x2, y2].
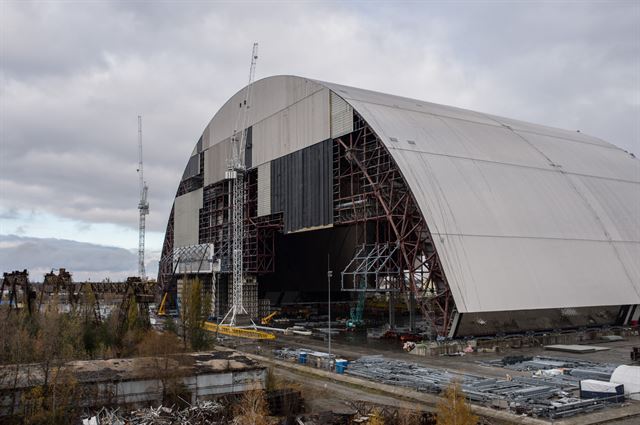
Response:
[217, 331, 640, 424]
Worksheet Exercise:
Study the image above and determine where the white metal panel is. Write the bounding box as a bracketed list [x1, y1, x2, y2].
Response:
[251, 88, 329, 167]
[287, 88, 330, 154]
[349, 101, 554, 170]
[204, 76, 325, 149]
[568, 176, 640, 242]
[517, 131, 640, 182]
[174, 188, 203, 248]
[437, 235, 638, 313]
[611, 242, 640, 290]
[487, 113, 612, 147]
[328, 79, 640, 313]
[394, 150, 607, 241]
[330, 91, 353, 138]
[257, 162, 271, 216]
[319, 79, 615, 148]
[204, 138, 232, 186]
[319, 81, 499, 126]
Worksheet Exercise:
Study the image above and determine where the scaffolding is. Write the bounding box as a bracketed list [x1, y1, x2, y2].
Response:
[333, 113, 456, 336]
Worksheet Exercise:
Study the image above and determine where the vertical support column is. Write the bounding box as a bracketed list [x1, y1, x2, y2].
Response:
[388, 291, 396, 329]
[409, 291, 416, 331]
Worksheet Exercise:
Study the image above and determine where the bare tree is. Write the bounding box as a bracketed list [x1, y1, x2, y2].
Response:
[436, 382, 479, 425]
[233, 388, 269, 425]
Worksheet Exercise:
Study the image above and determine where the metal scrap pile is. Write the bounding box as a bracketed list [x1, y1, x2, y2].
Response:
[82, 400, 225, 425]
[346, 355, 615, 419]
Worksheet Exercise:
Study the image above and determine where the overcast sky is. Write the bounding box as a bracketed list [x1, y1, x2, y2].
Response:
[1, 1, 639, 281]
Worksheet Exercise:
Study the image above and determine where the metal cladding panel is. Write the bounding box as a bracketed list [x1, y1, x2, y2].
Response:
[271, 139, 332, 232]
[174, 188, 203, 248]
[395, 150, 607, 241]
[204, 138, 232, 186]
[322, 81, 500, 126]
[612, 242, 640, 285]
[315, 79, 640, 313]
[515, 131, 640, 182]
[568, 175, 640, 242]
[203, 76, 325, 150]
[330, 91, 353, 138]
[257, 162, 271, 217]
[344, 102, 552, 169]
[487, 113, 612, 147]
[437, 235, 638, 313]
[182, 154, 200, 180]
[252, 88, 330, 167]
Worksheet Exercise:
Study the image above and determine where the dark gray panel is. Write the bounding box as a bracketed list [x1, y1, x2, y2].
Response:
[270, 139, 333, 232]
[181, 154, 200, 180]
[244, 126, 253, 169]
[196, 136, 203, 154]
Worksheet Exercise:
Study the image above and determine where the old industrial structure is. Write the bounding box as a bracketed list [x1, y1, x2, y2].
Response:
[159, 75, 640, 338]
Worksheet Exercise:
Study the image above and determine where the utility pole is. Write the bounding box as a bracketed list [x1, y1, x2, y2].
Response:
[137, 115, 149, 280]
[327, 253, 332, 370]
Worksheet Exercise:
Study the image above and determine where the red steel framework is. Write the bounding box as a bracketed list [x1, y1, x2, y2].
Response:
[333, 113, 456, 336]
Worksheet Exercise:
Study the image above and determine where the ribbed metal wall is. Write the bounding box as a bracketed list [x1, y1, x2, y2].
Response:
[271, 139, 333, 232]
[257, 162, 271, 217]
[330, 91, 353, 138]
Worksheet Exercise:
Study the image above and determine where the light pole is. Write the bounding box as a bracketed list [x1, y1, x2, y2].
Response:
[327, 254, 333, 370]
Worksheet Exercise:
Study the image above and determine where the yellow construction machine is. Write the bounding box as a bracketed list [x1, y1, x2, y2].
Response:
[260, 311, 279, 325]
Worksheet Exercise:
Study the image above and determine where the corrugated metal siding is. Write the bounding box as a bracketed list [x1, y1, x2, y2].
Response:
[257, 162, 271, 217]
[252, 88, 330, 167]
[271, 139, 332, 232]
[330, 91, 353, 138]
[174, 188, 203, 248]
[204, 138, 232, 186]
[204, 76, 326, 151]
[318, 79, 640, 313]
[244, 126, 253, 169]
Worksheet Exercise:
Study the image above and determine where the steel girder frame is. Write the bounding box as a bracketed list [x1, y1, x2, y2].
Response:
[158, 204, 175, 303]
[333, 114, 456, 337]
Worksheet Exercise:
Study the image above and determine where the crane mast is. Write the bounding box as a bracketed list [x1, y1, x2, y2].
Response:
[221, 43, 258, 326]
[137, 115, 149, 280]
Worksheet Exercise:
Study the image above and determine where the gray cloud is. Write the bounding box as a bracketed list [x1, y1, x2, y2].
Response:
[1, 0, 638, 247]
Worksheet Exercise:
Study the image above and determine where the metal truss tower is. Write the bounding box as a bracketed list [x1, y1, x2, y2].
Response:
[137, 115, 149, 280]
[221, 43, 259, 326]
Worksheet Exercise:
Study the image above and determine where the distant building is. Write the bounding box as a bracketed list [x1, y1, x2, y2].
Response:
[159, 76, 640, 337]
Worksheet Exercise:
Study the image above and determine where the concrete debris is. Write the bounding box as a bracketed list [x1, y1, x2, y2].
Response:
[83, 400, 225, 425]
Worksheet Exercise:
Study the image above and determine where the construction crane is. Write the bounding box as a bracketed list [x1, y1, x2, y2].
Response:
[137, 115, 149, 280]
[220, 43, 259, 327]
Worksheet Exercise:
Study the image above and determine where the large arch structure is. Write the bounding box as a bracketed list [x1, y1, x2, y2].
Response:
[159, 75, 640, 337]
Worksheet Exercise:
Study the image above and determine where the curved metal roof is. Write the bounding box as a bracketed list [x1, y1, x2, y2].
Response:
[317, 79, 640, 313]
[192, 75, 640, 313]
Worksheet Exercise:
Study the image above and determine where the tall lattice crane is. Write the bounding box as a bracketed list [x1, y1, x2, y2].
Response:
[137, 115, 149, 280]
[221, 43, 259, 326]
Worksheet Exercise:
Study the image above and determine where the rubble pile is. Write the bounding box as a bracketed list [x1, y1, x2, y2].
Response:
[82, 400, 225, 425]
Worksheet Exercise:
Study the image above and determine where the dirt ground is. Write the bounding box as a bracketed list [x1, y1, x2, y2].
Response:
[221, 329, 640, 424]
